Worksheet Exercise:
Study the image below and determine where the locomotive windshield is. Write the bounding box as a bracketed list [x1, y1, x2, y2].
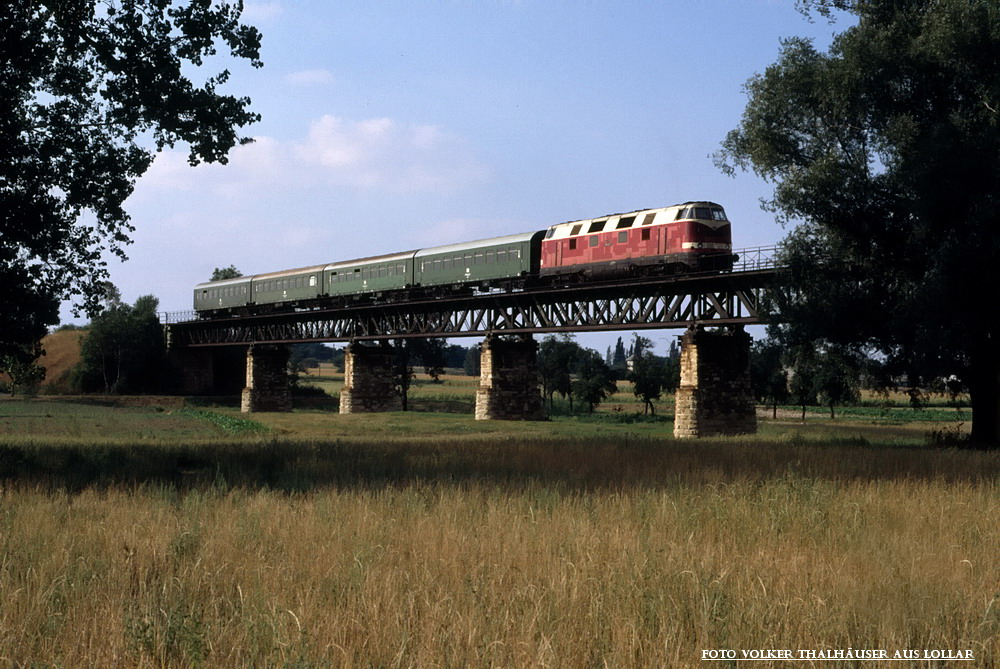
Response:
[679, 206, 728, 221]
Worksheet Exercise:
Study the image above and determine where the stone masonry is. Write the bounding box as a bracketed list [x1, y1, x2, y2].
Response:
[241, 344, 292, 413]
[475, 335, 544, 420]
[167, 347, 216, 395]
[673, 327, 757, 438]
[339, 342, 401, 414]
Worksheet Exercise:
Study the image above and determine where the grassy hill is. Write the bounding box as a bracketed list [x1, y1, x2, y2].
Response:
[0, 328, 86, 393]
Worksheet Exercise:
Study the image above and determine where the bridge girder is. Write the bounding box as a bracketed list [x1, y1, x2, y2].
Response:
[166, 270, 775, 347]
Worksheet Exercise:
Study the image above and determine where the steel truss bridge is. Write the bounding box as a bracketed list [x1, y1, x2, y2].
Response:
[165, 247, 779, 347]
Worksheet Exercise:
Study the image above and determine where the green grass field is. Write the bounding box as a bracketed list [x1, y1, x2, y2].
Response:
[0, 387, 996, 667]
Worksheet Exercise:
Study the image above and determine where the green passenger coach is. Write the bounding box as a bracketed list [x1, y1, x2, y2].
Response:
[414, 231, 545, 289]
[324, 251, 417, 298]
[194, 275, 252, 312]
[251, 265, 324, 308]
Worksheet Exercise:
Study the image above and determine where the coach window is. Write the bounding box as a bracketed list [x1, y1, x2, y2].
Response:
[474, 253, 483, 265]
[379, 266, 387, 278]
[485, 251, 495, 264]
[465, 254, 473, 267]
[434, 259, 442, 272]
[510, 248, 520, 259]
[398, 263, 406, 274]
[589, 236, 599, 247]
[443, 257, 452, 269]
[588, 220, 606, 233]
[618, 231, 629, 243]
[496, 250, 506, 263]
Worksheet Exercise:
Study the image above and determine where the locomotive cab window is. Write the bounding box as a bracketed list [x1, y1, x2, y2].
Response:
[712, 208, 727, 221]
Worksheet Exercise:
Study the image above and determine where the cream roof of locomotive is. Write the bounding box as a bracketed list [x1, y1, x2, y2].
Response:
[544, 206, 672, 240]
[543, 201, 726, 240]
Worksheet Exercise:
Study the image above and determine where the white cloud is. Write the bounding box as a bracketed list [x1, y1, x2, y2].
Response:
[285, 69, 334, 86]
[241, 2, 283, 22]
[135, 115, 489, 197]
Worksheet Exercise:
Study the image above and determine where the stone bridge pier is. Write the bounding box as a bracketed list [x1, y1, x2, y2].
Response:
[673, 326, 757, 438]
[339, 342, 401, 413]
[475, 335, 544, 421]
[241, 344, 293, 413]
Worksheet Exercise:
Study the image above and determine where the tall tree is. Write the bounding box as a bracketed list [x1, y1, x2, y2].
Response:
[718, 0, 1000, 444]
[75, 292, 165, 393]
[571, 349, 618, 413]
[1, 2, 262, 369]
[750, 338, 791, 419]
[538, 334, 579, 410]
[629, 352, 666, 415]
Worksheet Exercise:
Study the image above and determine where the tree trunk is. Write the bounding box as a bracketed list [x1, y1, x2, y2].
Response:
[968, 336, 1000, 447]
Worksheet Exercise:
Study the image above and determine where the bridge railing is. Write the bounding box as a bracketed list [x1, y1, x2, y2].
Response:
[160, 310, 196, 324]
[733, 245, 781, 272]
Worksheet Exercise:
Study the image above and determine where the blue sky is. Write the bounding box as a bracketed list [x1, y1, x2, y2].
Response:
[83, 1, 846, 353]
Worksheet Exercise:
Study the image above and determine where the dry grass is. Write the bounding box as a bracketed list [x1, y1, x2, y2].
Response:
[0, 399, 997, 667]
[1, 474, 997, 667]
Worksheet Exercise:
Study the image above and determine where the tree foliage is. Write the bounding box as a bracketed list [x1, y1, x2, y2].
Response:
[211, 265, 243, 281]
[75, 293, 165, 393]
[750, 339, 790, 419]
[571, 349, 618, 413]
[719, 0, 1000, 444]
[1, 1, 262, 369]
[538, 335, 579, 410]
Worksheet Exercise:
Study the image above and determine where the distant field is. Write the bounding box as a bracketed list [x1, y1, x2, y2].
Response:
[0, 396, 995, 667]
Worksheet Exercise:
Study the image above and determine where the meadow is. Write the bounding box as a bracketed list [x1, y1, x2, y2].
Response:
[0, 378, 997, 668]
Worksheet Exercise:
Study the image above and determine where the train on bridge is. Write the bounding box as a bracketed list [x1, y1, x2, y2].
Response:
[193, 201, 735, 317]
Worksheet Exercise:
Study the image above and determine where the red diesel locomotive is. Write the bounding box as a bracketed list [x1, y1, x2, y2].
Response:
[539, 201, 735, 280]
